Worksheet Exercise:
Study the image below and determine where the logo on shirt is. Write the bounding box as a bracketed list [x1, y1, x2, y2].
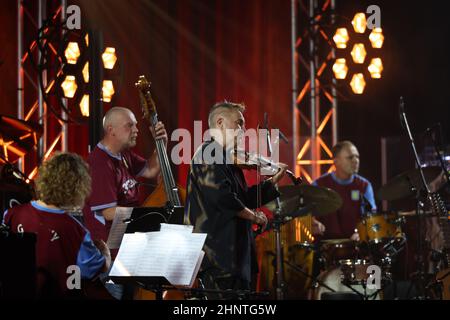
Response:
[122, 178, 138, 194]
[50, 230, 60, 242]
[351, 190, 360, 201]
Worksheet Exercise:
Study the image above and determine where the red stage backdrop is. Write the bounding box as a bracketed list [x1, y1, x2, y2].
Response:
[77, 0, 293, 189]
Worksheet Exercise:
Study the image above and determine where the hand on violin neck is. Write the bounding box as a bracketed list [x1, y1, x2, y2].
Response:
[270, 163, 288, 185]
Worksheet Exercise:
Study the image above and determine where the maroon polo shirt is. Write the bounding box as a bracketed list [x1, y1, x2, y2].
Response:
[313, 172, 376, 240]
[3, 201, 105, 297]
[82, 143, 147, 242]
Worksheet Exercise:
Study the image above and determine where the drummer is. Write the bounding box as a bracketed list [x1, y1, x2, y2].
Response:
[311, 140, 376, 240]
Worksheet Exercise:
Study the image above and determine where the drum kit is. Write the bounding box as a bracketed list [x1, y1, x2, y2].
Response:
[262, 165, 447, 300]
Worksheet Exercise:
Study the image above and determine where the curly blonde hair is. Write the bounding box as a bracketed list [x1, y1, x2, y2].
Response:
[35, 152, 91, 209]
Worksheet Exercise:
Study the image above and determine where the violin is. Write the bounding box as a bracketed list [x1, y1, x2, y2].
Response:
[230, 149, 302, 185]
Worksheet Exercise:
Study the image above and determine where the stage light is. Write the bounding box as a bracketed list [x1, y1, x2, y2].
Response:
[82, 62, 89, 83]
[333, 28, 349, 49]
[64, 42, 80, 64]
[79, 95, 89, 117]
[350, 73, 366, 94]
[352, 13, 367, 34]
[61, 75, 77, 98]
[368, 58, 383, 78]
[369, 28, 384, 49]
[332, 58, 348, 79]
[85, 34, 89, 47]
[102, 47, 117, 69]
[351, 43, 367, 64]
[102, 80, 115, 102]
[332, 13, 384, 94]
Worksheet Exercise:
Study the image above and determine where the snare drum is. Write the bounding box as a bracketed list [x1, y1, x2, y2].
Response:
[357, 212, 402, 244]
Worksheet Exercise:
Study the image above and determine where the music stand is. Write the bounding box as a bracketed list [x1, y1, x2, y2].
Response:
[124, 205, 184, 233]
[107, 211, 205, 300]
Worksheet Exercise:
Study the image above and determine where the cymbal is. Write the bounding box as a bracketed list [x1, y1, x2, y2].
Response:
[265, 184, 343, 217]
[398, 210, 434, 217]
[0, 115, 43, 163]
[320, 238, 355, 245]
[377, 166, 443, 201]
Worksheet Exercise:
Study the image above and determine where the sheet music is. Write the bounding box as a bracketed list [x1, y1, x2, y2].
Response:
[109, 233, 147, 277]
[160, 223, 193, 233]
[135, 232, 206, 286]
[189, 250, 205, 287]
[106, 207, 134, 249]
[165, 233, 205, 286]
[109, 229, 206, 287]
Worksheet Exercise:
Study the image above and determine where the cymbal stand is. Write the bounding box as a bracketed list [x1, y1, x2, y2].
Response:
[399, 97, 433, 299]
[280, 256, 336, 293]
[272, 189, 286, 300]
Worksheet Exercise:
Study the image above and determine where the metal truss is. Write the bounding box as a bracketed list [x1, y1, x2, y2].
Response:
[292, 0, 338, 185]
[17, 0, 68, 178]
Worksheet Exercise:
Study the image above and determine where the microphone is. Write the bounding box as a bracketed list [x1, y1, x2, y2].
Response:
[399, 96, 406, 130]
[263, 113, 272, 156]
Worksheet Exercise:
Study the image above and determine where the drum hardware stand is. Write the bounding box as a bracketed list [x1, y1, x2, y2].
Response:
[277, 256, 336, 293]
[340, 279, 381, 300]
[426, 122, 450, 188]
[425, 122, 450, 299]
[272, 191, 287, 300]
[270, 192, 316, 300]
[399, 97, 435, 299]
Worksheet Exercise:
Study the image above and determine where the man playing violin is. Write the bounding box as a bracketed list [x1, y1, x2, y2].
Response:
[186, 101, 287, 298]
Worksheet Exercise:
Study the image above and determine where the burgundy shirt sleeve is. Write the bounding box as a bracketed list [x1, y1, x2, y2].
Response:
[127, 150, 148, 177]
[89, 158, 118, 211]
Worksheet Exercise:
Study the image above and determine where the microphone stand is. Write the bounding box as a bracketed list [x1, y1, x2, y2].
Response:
[260, 113, 303, 300]
[273, 192, 287, 300]
[399, 97, 433, 299]
[261, 115, 286, 300]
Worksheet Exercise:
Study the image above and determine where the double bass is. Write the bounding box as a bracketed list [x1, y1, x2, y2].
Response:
[135, 75, 186, 207]
[134, 75, 186, 300]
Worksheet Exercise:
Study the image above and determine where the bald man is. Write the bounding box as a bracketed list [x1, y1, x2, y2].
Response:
[312, 140, 376, 240]
[82, 106, 168, 242]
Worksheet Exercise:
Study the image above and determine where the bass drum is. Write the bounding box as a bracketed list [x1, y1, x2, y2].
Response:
[312, 267, 381, 300]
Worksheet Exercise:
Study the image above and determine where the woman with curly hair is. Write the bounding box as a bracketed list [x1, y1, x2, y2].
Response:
[2, 152, 111, 298]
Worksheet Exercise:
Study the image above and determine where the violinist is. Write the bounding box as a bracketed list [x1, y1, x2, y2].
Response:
[185, 101, 288, 299]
